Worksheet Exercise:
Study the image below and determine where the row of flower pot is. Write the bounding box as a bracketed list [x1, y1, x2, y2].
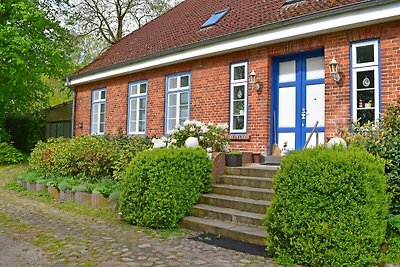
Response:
[17, 179, 117, 211]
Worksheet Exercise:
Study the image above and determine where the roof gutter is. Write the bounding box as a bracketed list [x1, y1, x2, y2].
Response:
[68, 0, 400, 85]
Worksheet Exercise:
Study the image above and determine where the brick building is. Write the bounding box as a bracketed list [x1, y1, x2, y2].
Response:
[68, 0, 400, 154]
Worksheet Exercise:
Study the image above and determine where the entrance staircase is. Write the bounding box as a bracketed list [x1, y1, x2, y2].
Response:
[181, 164, 278, 245]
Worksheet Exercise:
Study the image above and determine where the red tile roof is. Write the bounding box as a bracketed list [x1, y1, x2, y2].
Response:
[76, 0, 372, 75]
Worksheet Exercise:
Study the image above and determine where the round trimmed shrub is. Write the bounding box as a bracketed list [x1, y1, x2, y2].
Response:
[119, 147, 212, 229]
[265, 146, 390, 267]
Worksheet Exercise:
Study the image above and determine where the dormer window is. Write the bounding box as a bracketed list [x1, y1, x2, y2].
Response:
[201, 9, 229, 28]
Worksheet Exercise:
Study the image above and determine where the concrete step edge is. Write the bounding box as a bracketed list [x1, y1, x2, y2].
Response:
[212, 184, 275, 193]
[201, 193, 270, 206]
[193, 204, 264, 220]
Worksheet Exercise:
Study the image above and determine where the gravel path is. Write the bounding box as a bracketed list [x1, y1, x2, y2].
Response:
[0, 168, 275, 267]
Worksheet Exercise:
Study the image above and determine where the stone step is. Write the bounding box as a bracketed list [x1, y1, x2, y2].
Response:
[191, 204, 264, 226]
[217, 174, 274, 189]
[181, 216, 266, 245]
[225, 166, 278, 178]
[199, 194, 269, 214]
[211, 184, 274, 201]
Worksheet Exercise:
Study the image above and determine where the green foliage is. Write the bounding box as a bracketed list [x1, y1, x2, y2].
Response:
[0, 128, 11, 143]
[0, 143, 24, 165]
[4, 115, 45, 152]
[92, 177, 121, 197]
[107, 133, 152, 180]
[29, 135, 152, 180]
[0, 0, 72, 125]
[339, 101, 400, 214]
[17, 170, 44, 182]
[227, 150, 242, 155]
[265, 147, 390, 267]
[120, 148, 212, 229]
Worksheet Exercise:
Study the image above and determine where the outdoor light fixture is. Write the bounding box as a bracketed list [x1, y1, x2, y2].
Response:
[249, 70, 261, 90]
[329, 57, 341, 82]
[78, 122, 83, 129]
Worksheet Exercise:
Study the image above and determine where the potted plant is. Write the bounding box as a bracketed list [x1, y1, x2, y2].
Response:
[226, 150, 242, 167]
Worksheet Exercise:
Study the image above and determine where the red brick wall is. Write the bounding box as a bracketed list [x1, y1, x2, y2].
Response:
[74, 20, 400, 153]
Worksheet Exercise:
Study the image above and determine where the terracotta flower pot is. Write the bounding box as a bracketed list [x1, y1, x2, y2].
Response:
[226, 154, 242, 167]
[91, 193, 109, 209]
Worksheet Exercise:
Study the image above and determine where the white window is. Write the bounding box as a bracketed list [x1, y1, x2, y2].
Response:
[128, 81, 147, 135]
[230, 62, 248, 133]
[166, 73, 190, 133]
[351, 40, 380, 125]
[91, 88, 106, 135]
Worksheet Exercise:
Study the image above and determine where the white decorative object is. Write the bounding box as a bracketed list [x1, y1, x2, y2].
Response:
[185, 137, 199, 148]
[153, 139, 166, 148]
[327, 137, 347, 148]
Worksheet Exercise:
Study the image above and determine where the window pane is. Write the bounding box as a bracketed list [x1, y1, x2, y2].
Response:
[139, 121, 145, 132]
[99, 123, 105, 133]
[92, 123, 99, 134]
[93, 104, 99, 114]
[140, 83, 146, 94]
[168, 107, 176, 119]
[130, 121, 137, 133]
[180, 92, 188, 105]
[357, 90, 375, 108]
[139, 98, 146, 109]
[357, 70, 375, 89]
[357, 109, 375, 125]
[100, 103, 105, 113]
[130, 84, 138, 95]
[139, 109, 146, 120]
[100, 90, 106, 100]
[180, 106, 188, 118]
[169, 94, 177, 106]
[93, 91, 100, 101]
[233, 85, 245, 100]
[181, 76, 189, 87]
[356, 45, 374, 64]
[233, 101, 245, 116]
[100, 113, 105, 124]
[169, 77, 178, 89]
[233, 116, 244, 130]
[168, 119, 176, 131]
[234, 65, 245, 80]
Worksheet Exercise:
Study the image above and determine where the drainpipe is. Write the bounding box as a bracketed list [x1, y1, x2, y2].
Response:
[66, 77, 75, 137]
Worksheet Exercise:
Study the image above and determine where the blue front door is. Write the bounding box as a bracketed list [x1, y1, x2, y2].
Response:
[272, 50, 326, 150]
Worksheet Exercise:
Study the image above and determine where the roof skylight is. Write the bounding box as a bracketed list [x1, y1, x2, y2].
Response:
[201, 9, 229, 28]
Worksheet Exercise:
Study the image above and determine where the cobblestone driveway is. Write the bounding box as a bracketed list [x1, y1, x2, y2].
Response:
[0, 166, 275, 267]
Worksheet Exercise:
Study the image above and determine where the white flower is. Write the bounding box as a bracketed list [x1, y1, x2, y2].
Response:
[206, 147, 213, 153]
[153, 139, 166, 148]
[170, 138, 177, 144]
[161, 136, 167, 142]
[151, 138, 157, 143]
[201, 125, 208, 133]
[199, 136, 204, 141]
[217, 123, 228, 130]
[183, 120, 190, 126]
[189, 127, 195, 132]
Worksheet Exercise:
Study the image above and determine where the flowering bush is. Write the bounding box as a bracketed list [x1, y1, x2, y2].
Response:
[152, 120, 229, 152]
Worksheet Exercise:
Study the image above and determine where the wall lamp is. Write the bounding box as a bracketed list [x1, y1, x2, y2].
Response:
[249, 70, 261, 90]
[329, 57, 341, 82]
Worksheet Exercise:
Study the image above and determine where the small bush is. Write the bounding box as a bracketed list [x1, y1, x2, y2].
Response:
[0, 128, 11, 143]
[265, 146, 390, 267]
[119, 147, 212, 229]
[152, 120, 229, 152]
[0, 143, 24, 165]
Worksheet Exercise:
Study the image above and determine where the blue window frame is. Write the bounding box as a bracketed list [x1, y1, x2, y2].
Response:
[91, 88, 106, 135]
[230, 62, 248, 134]
[350, 39, 380, 125]
[201, 9, 229, 28]
[165, 72, 191, 134]
[128, 81, 147, 135]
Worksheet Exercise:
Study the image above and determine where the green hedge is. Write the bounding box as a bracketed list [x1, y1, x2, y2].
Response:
[265, 147, 390, 267]
[29, 135, 152, 179]
[119, 148, 212, 229]
[0, 142, 24, 165]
